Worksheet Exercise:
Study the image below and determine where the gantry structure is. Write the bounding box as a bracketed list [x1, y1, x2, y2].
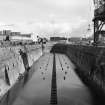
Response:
[93, 0, 105, 44]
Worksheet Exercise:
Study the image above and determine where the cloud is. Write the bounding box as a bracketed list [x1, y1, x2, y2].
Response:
[0, 0, 93, 38]
[0, 14, 87, 38]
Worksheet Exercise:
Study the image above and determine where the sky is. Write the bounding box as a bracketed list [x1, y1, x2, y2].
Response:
[0, 0, 94, 38]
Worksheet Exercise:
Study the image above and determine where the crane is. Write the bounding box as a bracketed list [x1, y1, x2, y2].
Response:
[93, 0, 105, 45]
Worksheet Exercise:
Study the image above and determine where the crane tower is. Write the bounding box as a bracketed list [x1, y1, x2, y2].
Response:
[93, 0, 105, 44]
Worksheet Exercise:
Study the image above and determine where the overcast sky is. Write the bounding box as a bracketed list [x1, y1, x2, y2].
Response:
[0, 0, 94, 38]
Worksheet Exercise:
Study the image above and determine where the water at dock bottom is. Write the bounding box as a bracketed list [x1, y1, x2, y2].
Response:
[9, 53, 99, 105]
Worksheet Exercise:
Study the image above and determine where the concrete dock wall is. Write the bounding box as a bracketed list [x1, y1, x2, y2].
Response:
[51, 44, 105, 102]
[0, 45, 42, 99]
[51, 43, 105, 77]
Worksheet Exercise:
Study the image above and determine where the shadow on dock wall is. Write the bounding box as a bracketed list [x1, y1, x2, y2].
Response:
[19, 49, 30, 71]
[0, 71, 29, 105]
[0, 65, 37, 105]
[0, 77, 24, 105]
[50, 43, 105, 104]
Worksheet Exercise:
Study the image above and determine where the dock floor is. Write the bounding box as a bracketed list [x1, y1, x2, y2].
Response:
[12, 52, 92, 105]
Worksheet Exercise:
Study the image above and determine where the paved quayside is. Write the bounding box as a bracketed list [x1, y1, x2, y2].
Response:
[12, 52, 92, 105]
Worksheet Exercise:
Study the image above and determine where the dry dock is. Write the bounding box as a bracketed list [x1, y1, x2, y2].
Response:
[11, 51, 93, 105]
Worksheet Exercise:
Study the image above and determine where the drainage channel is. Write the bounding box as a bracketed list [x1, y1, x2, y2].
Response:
[50, 53, 58, 105]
